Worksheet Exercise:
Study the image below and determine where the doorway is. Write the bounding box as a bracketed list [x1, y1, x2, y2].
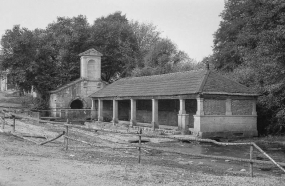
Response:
[70, 99, 83, 109]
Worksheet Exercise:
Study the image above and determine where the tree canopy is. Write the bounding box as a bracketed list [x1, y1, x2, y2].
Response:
[212, 0, 285, 134]
[1, 12, 199, 109]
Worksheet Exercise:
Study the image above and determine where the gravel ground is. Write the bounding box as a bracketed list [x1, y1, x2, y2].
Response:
[0, 120, 285, 186]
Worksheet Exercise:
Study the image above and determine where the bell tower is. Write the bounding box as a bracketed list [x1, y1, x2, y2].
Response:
[78, 48, 102, 80]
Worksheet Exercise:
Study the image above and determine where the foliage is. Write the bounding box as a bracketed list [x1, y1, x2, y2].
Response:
[87, 12, 139, 82]
[130, 21, 161, 67]
[1, 16, 91, 108]
[1, 12, 201, 109]
[1, 13, 139, 108]
[213, 0, 285, 135]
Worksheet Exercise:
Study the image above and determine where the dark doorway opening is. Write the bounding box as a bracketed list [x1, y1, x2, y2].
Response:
[70, 99, 83, 109]
[118, 100, 130, 121]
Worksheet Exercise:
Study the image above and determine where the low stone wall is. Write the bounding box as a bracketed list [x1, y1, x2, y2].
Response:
[193, 115, 258, 138]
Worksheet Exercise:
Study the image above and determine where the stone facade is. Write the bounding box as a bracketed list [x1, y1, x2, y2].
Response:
[194, 97, 258, 138]
[49, 49, 105, 113]
[50, 79, 105, 109]
[0, 50, 8, 92]
[0, 72, 8, 92]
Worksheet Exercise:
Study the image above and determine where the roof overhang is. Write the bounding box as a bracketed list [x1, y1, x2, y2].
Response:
[200, 92, 260, 97]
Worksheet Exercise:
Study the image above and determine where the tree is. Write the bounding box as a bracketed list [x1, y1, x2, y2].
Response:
[44, 15, 91, 82]
[213, 0, 285, 134]
[130, 21, 161, 67]
[1, 25, 37, 94]
[131, 36, 199, 77]
[87, 12, 139, 82]
[1, 15, 92, 108]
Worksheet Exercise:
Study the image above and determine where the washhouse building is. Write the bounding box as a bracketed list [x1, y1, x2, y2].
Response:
[90, 69, 258, 138]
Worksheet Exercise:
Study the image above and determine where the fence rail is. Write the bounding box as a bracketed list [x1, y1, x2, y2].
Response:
[1, 110, 285, 178]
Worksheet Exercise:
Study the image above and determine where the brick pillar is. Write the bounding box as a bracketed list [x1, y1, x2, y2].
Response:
[178, 99, 189, 135]
[151, 99, 159, 130]
[252, 99, 257, 115]
[130, 99, 137, 126]
[112, 99, 118, 124]
[226, 98, 232, 115]
[98, 99, 103, 121]
[196, 98, 204, 115]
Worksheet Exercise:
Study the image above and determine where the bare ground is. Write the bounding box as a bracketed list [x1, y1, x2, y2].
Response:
[0, 119, 285, 186]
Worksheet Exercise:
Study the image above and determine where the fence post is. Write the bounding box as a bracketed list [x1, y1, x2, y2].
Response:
[64, 119, 69, 151]
[138, 128, 142, 164]
[36, 112, 40, 125]
[2, 113, 5, 129]
[12, 115, 16, 133]
[249, 145, 254, 177]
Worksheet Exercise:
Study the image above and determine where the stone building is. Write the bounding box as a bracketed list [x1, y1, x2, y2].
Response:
[90, 70, 258, 138]
[49, 49, 106, 112]
[0, 50, 8, 92]
[0, 71, 8, 92]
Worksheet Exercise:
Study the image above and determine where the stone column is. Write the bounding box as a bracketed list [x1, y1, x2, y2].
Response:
[151, 99, 159, 130]
[112, 99, 118, 124]
[130, 99, 137, 126]
[90, 99, 96, 120]
[98, 99, 103, 122]
[178, 99, 189, 135]
[252, 99, 257, 115]
[179, 99, 186, 114]
[196, 98, 204, 115]
[226, 98, 232, 115]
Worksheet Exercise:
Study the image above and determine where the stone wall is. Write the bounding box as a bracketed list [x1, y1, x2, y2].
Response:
[194, 115, 258, 138]
[204, 99, 226, 115]
[232, 100, 252, 115]
[50, 79, 105, 110]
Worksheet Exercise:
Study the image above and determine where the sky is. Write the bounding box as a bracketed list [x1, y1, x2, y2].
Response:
[0, 0, 225, 61]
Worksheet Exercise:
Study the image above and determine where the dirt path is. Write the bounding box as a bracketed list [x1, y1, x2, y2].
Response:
[0, 105, 285, 185]
[0, 131, 284, 186]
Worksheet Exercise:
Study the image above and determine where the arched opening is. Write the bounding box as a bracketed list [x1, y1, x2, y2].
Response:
[70, 99, 83, 109]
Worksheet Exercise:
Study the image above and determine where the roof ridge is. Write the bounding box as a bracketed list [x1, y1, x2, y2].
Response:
[197, 70, 210, 93]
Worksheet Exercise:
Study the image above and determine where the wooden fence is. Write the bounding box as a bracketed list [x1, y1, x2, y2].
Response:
[0, 110, 285, 178]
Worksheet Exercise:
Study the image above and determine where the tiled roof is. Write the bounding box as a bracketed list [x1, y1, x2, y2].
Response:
[90, 70, 257, 98]
[201, 71, 255, 94]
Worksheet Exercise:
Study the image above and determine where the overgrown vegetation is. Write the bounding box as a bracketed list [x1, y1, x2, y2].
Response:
[211, 0, 285, 135]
